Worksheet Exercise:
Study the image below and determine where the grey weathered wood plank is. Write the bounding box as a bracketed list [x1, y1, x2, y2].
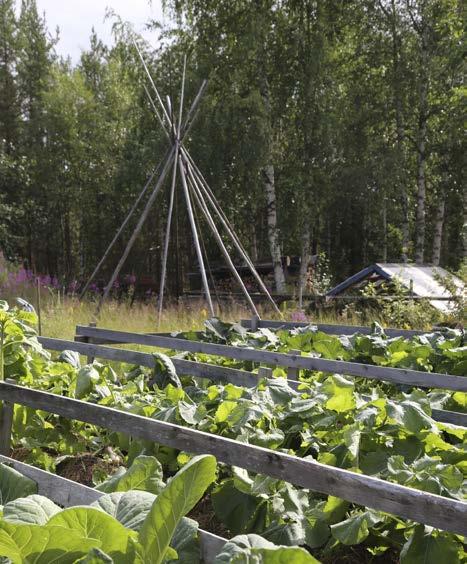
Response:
[241, 318, 428, 338]
[40, 337, 256, 388]
[0, 401, 14, 456]
[75, 326, 467, 392]
[287, 349, 300, 380]
[431, 409, 467, 427]
[0, 455, 226, 562]
[1, 381, 465, 536]
[40, 337, 465, 427]
[0, 454, 100, 505]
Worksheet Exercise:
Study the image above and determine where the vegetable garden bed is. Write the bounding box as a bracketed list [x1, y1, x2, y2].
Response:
[1, 303, 466, 562]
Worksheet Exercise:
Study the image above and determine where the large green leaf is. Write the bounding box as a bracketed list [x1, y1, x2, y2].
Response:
[167, 516, 200, 564]
[212, 480, 262, 534]
[322, 375, 356, 413]
[151, 353, 181, 389]
[138, 454, 216, 564]
[214, 534, 319, 563]
[3, 494, 60, 525]
[95, 455, 164, 494]
[0, 528, 22, 562]
[0, 464, 37, 505]
[47, 507, 135, 563]
[75, 365, 100, 399]
[330, 511, 382, 545]
[92, 490, 199, 561]
[58, 350, 81, 369]
[92, 490, 156, 530]
[75, 548, 114, 563]
[0, 523, 98, 563]
[386, 400, 435, 434]
[400, 525, 460, 564]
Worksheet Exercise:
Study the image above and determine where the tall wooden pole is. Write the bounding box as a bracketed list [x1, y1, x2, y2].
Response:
[79, 156, 167, 300]
[184, 156, 260, 317]
[178, 157, 214, 317]
[157, 58, 187, 324]
[157, 146, 179, 325]
[182, 148, 281, 315]
[93, 146, 177, 321]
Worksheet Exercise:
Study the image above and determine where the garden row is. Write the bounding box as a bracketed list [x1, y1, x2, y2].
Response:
[0, 304, 465, 562]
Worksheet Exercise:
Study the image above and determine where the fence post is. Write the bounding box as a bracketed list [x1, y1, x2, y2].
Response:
[287, 349, 301, 381]
[0, 380, 15, 456]
[86, 321, 97, 364]
[258, 367, 273, 379]
[250, 314, 260, 332]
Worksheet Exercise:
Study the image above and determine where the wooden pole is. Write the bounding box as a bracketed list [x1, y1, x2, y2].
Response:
[79, 153, 169, 299]
[93, 146, 177, 321]
[133, 40, 172, 124]
[177, 55, 187, 136]
[287, 349, 300, 380]
[157, 147, 179, 326]
[182, 148, 281, 315]
[138, 46, 204, 144]
[157, 59, 186, 325]
[36, 278, 42, 336]
[178, 157, 214, 317]
[92, 69, 208, 321]
[185, 156, 260, 317]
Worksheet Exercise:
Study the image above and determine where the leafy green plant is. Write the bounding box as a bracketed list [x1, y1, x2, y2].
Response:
[1, 303, 466, 562]
[0, 455, 217, 563]
[360, 279, 441, 329]
[215, 534, 318, 563]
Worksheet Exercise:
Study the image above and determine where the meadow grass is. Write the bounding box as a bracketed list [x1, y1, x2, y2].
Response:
[2, 283, 426, 341]
[40, 298, 256, 339]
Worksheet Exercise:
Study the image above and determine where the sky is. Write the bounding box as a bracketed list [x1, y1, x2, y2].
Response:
[35, 0, 165, 63]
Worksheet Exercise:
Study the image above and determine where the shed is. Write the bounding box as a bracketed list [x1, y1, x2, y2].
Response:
[326, 263, 465, 313]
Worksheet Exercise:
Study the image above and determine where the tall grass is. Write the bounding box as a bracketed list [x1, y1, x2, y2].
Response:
[40, 298, 258, 339]
[1, 280, 436, 339]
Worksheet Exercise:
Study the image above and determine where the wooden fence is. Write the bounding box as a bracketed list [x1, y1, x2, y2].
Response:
[0, 380, 465, 536]
[75, 325, 467, 392]
[241, 317, 432, 338]
[0, 455, 226, 562]
[39, 336, 467, 428]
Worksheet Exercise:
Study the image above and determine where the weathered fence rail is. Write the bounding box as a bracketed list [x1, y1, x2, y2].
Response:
[39, 337, 467, 427]
[40, 337, 256, 388]
[75, 326, 467, 392]
[241, 317, 430, 338]
[0, 454, 226, 562]
[0, 381, 465, 536]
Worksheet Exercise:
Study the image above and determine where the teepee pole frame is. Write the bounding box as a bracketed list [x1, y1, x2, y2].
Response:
[88, 44, 279, 323]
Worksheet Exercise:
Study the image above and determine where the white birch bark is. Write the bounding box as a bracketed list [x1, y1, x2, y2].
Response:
[431, 194, 445, 265]
[264, 163, 286, 293]
[414, 20, 429, 264]
[463, 185, 467, 260]
[298, 223, 311, 308]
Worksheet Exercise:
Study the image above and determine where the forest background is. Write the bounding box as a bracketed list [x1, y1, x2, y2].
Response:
[0, 0, 465, 297]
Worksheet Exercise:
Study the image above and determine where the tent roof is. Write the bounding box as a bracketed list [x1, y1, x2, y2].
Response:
[326, 263, 465, 312]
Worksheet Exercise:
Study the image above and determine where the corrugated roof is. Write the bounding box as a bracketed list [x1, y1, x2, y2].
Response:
[327, 263, 465, 313]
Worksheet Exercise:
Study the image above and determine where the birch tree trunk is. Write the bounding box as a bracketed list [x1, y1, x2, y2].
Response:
[259, 49, 286, 294]
[414, 23, 429, 264]
[385, 0, 409, 261]
[263, 163, 286, 293]
[463, 185, 467, 260]
[298, 223, 311, 308]
[250, 209, 259, 262]
[382, 192, 388, 262]
[431, 194, 445, 265]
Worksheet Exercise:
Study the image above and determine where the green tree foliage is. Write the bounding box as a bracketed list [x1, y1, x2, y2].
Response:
[0, 0, 463, 289]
